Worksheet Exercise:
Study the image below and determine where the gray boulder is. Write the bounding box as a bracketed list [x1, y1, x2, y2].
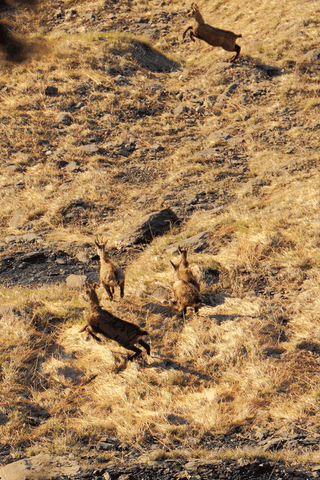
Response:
[117, 208, 180, 248]
[0, 453, 81, 480]
[167, 231, 211, 254]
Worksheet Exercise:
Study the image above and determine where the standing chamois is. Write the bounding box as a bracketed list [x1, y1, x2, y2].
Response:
[79, 282, 150, 361]
[95, 236, 125, 300]
[170, 248, 202, 318]
[172, 246, 201, 293]
[183, 3, 242, 62]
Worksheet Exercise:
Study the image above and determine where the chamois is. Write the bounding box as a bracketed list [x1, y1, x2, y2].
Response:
[79, 282, 150, 361]
[171, 261, 202, 318]
[95, 236, 125, 300]
[183, 3, 242, 62]
[171, 245, 200, 293]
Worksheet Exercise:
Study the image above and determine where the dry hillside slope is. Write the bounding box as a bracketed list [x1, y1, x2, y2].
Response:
[0, 0, 320, 469]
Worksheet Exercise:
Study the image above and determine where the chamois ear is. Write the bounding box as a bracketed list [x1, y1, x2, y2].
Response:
[170, 260, 179, 271]
[95, 235, 105, 249]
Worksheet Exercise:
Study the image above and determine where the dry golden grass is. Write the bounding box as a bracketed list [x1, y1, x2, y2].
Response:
[0, 0, 320, 464]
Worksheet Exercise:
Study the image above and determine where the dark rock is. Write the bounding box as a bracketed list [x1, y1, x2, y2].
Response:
[56, 160, 68, 169]
[96, 436, 119, 451]
[117, 208, 180, 248]
[96, 442, 117, 451]
[167, 414, 188, 425]
[45, 85, 58, 96]
[20, 250, 47, 263]
[0, 412, 8, 425]
[151, 143, 165, 152]
[114, 75, 131, 85]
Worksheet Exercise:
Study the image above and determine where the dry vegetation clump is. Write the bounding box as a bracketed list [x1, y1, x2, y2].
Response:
[0, 0, 320, 465]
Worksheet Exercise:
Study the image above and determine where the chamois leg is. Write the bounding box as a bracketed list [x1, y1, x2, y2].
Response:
[127, 345, 143, 361]
[230, 44, 240, 62]
[139, 339, 151, 356]
[194, 305, 199, 314]
[182, 25, 194, 41]
[87, 326, 102, 343]
[190, 31, 197, 42]
[120, 283, 125, 298]
[102, 283, 113, 300]
[80, 325, 101, 343]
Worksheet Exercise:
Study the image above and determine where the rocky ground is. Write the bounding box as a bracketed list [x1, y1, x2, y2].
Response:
[1, 0, 320, 479]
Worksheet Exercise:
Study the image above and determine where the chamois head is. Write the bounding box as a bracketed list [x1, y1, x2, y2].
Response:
[85, 281, 99, 306]
[95, 235, 110, 261]
[189, 3, 205, 24]
[178, 245, 188, 260]
[95, 235, 105, 251]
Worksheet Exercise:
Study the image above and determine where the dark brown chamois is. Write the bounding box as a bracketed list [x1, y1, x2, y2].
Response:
[183, 3, 242, 62]
[79, 282, 150, 361]
[95, 236, 125, 300]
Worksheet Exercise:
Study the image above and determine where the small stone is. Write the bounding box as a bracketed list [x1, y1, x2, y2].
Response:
[5, 235, 22, 243]
[66, 274, 87, 288]
[9, 211, 24, 230]
[76, 251, 89, 263]
[0, 453, 81, 480]
[96, 442, 117, 451]
[83, 144, 99, 154]
[305, 48, 320, 63]
[65, 161, 80, 172]
[261, 438, 284, 451]
[84, 11, 95, 20]
[0, 306, 16, 317]
[151, 144, 165, 152]
[55, 112, 73, 126]
[174, 105, 189, 115]
[21, 233, 43, 243]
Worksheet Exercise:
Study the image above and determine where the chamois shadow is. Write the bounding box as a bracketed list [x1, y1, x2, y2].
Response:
[236, 55, 285, 77]
[125, 39, 182, 73]
[200, 310, 259, 325]
[0, 0, 47, 62]
[201, 293, 230, 307]
[146, 356, 213, 382]
[141, 301, 176, 318]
